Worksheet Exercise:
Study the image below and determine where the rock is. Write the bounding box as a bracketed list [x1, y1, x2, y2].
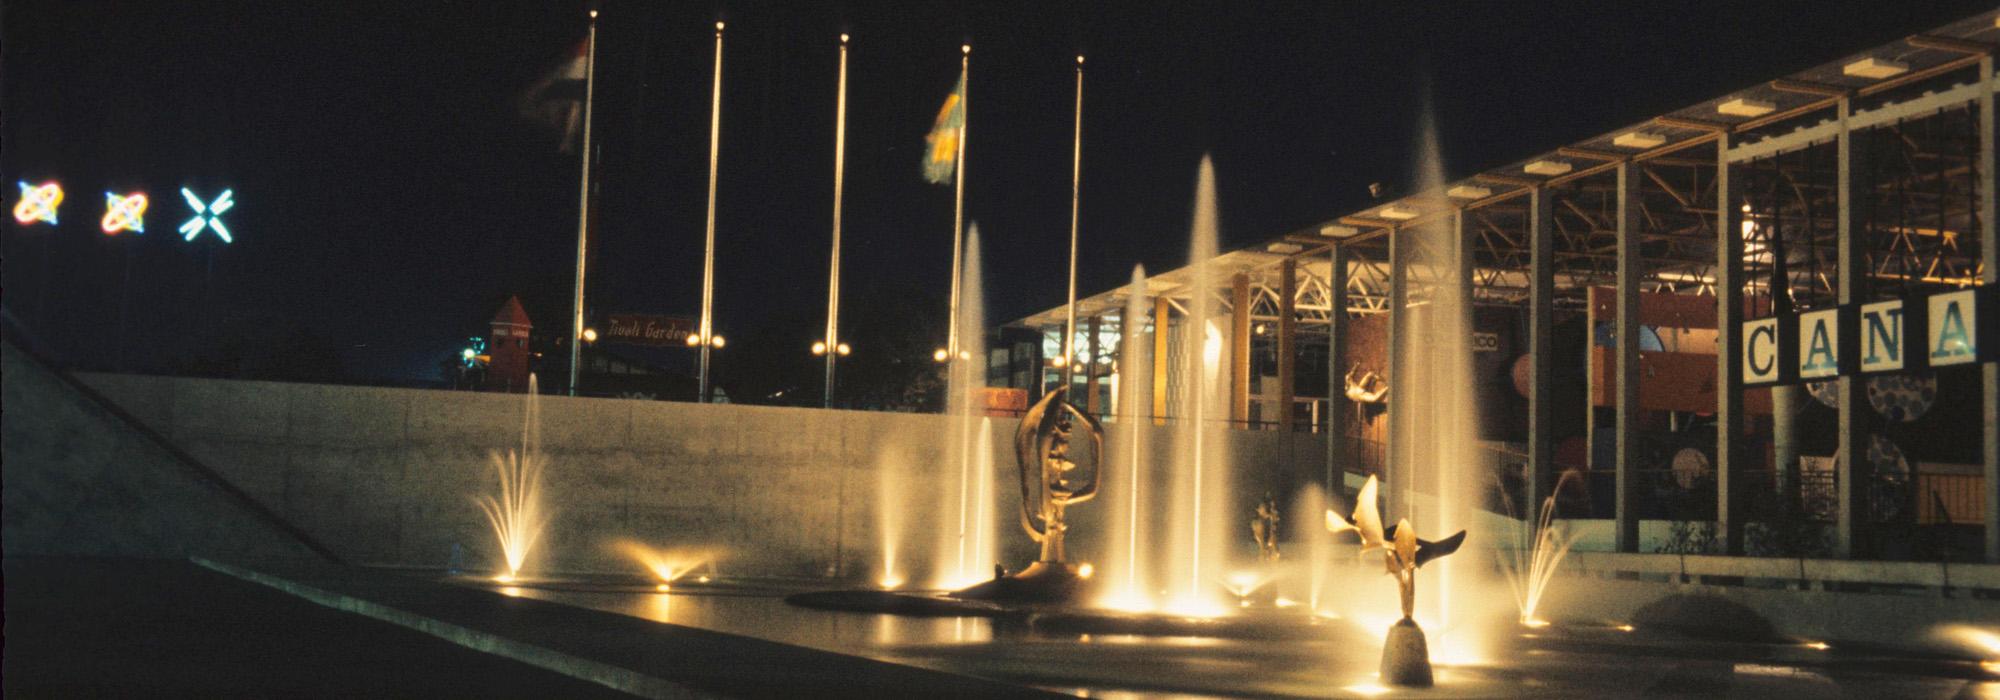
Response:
[1379, 617, 1434, 687]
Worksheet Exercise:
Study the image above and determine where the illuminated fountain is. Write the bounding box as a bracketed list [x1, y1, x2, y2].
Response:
[1164, 157, 1233, 617]
[1502, 471, 1581, 627]
[1369, 97, 1503, 665]
[934, 225, 997, 589]
[1099, 265, 1152, 611]
[616, 540, 714, 592]
[473, 374, 549, 583]
[876, 449, 908, 589]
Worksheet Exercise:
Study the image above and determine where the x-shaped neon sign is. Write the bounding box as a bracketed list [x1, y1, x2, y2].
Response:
[14, 181, 63, 225]
[102, 192, 148, 234]
[179, 188, 234, 243]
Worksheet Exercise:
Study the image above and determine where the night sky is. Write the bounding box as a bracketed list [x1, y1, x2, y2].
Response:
[4, 0, 1991, 400]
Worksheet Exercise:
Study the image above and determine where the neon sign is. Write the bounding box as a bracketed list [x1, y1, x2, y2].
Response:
[101, 192, 149, 234]
[13, 181, 63, 225]
[178, 188, 234, 242]
[462, 337, 487, 368]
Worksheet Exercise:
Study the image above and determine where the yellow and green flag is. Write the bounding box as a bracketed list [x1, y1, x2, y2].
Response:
[923, 75, 965, 184]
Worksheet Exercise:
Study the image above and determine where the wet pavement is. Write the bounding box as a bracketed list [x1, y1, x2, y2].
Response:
[1, 558, 633, 699]
[479, 575, 2000, 699]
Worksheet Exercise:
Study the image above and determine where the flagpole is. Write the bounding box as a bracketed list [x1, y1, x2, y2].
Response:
[567, 9, 599, 397]
[698, 21, 725, 403]
[1062, 54, 1084, 390]
[946, 44, 969, 361]
[823, 33, 850, 408]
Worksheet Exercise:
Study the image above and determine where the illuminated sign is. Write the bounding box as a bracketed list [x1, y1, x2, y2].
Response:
[605, 313, 696, 347]
[462, 337, 488, 368]
[13, 181, 63, 225]
[1743, 288, 1992, 385]
[1796, 309, 1841, 380]
[101, 192, 148, 234]
[1858, 300, 1912, 373]
[1743, 317, 1780, 384]
[178, 188, 234, 242]
[1928, 290, 1979, 367]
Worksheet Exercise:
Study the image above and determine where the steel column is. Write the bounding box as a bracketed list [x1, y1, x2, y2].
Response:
[1231, 272, 1252, 428]
[1086, 316, 1102, 415]
[1327, 243, 1352, 494]
[1979, 55, 1999, 563]
[1835, 97, 1868, 560]
[1153, 296, 1170, 425]
[1278, 257, 1298, 432]
[1528, 188, 1555, 520]
[1615, 161, 1641, 553]
[1716, 135, 1747, 554]
[1453, 209, 1475, 508]
[1387, 228, 1410, 519]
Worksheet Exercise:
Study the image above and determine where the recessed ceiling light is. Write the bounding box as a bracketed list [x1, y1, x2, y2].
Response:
[1524, 160, 1572, 176]
[1717, 98, 1776, 117]
[1843, 57, 1908, 79]
[1378, 206, 1419, 220]
[1614, 132, 1667, 149]
[1446, 185, 1492, 199]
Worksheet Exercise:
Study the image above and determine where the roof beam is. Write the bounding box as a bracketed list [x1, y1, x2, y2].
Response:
[1655, 115, 1732, 132]
[1770, 78, 1851, 97]
[1905, 34, 1996, 55]
[1557, 146, 1626, 161]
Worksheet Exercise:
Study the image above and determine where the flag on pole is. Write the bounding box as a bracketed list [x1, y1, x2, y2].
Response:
[923, 75, 966, 184]
[519, 41, 590, 153]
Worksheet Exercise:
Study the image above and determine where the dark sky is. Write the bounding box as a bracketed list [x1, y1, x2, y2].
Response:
[4, 0, 1992, 398]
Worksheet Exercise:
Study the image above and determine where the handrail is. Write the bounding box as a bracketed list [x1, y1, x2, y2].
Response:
[1561, 550, 2000, 590]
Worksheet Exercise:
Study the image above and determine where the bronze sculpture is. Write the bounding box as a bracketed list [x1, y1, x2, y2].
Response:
[1253, 493, 1281, 563]
[951, 385, 1104, 603]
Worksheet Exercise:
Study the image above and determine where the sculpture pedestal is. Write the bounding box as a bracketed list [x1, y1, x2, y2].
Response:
[1379, 617, 1434, 687]
[948, 560, 1089, 604]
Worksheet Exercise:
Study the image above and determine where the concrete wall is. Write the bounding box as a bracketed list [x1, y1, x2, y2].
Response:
[1, 344, 326, 563]
[72, 372, 1326, 581]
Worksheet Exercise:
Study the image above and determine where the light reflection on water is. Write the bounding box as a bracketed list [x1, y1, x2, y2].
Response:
[487, 585, 1976, 699]
[506, 588, 993, 653]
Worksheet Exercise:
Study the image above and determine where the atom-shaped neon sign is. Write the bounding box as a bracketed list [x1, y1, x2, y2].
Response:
[13, 181, 64, 225]
[102, 192, 149, 234]
[179, 187, 234, 243]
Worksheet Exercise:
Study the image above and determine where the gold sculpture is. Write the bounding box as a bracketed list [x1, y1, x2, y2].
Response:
[1325, 475, 1465, 686]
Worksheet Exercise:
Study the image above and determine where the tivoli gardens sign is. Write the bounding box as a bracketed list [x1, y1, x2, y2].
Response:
[1743, 287, 1994, 386]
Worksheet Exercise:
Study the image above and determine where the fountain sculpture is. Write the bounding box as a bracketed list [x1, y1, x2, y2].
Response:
[1327, 475, 1466, 687]
[950, 385, 1104, 603]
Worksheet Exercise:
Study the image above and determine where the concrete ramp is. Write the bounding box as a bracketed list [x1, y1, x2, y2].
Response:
[1, 341, 334, 563]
